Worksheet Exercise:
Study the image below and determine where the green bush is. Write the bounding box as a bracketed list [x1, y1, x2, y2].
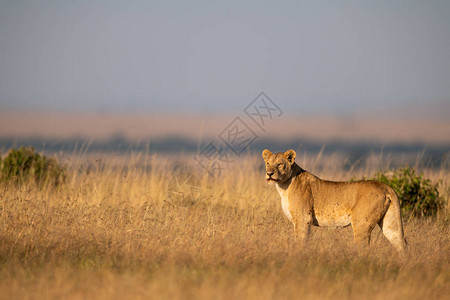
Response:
[0, 147, 66, 186]
[372, 167, 444, 218]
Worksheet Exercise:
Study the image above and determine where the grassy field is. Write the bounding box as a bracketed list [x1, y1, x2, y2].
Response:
[0, 152, 449, 299]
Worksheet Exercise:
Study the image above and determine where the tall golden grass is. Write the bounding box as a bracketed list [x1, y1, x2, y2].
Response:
[0, 152, 448, 299]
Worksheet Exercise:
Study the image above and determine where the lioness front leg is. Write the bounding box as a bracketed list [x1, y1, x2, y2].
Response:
[293, 221, 311, 247]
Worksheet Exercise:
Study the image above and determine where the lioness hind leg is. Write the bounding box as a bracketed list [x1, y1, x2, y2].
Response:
[351, 221, 375, 250]
[378, 202, 406, 254]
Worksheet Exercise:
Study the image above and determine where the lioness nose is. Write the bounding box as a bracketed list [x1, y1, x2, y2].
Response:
[267, 172, 274, 177]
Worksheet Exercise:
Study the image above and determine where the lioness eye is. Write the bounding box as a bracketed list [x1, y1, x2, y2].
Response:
[277, 163, 282, 167]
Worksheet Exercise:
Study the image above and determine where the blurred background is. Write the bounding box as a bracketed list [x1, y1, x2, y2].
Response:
[1, 0, 449, 167]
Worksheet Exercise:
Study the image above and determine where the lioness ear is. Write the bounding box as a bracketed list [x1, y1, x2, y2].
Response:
[284, 149, 296, 164]
[262, 149, 272, 161]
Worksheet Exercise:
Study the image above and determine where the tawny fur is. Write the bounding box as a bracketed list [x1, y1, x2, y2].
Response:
[263, 149, 406, 253]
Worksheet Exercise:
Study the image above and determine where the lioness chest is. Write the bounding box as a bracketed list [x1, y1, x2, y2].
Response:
[276, 184, 352, 228]
[276, 185, 293, 222]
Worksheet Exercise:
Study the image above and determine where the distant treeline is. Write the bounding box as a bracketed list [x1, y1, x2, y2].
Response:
[0, 135, 448, 168]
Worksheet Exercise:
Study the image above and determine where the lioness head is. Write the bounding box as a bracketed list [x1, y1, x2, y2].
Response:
[262, 149, 296, 184]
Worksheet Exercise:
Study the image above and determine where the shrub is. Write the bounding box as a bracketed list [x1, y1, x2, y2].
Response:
[372, 167, 444, 218]
[0, 147, 66, 186]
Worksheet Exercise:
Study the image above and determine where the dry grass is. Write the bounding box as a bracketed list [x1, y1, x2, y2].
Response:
[0, 152, 449, 299]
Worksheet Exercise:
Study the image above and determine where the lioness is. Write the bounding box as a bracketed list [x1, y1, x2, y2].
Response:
[263, 149, 406, 253]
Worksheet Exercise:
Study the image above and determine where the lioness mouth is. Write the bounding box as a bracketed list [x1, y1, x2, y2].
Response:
[267, 178, 279, 182]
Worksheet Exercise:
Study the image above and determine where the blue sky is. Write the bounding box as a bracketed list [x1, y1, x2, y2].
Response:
[1, 0, 449, 114]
